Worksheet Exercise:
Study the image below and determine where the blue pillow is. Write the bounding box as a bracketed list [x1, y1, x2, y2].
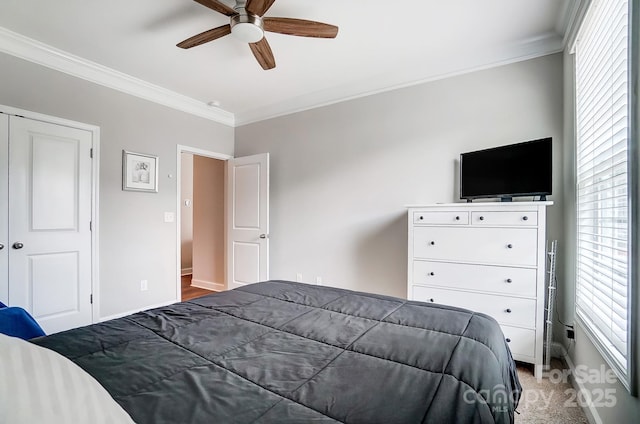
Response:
[0, 306, 46, 340]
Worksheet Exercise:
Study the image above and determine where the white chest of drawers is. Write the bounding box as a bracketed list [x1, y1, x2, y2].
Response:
[407, 202, 552, 376]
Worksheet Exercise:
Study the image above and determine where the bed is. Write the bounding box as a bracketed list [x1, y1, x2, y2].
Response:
[29, 280, 521, 423]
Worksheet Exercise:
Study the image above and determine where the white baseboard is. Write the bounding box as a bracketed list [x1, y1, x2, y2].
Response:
[557, 343, 603, 424]
[181, 267, 193, 276]
[191, 278, 224, 292]
[98, 300, 176, 323]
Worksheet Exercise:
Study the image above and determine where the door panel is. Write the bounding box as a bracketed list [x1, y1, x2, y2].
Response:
[227, 153, 269, 290]
[233, 164, 261, 228]
[8, 116, 93, 334]
[30, 252, 79, 317]
[0, 114, 7, 304]
[31, 135, 79, 230]
[233, 242, 260, 284]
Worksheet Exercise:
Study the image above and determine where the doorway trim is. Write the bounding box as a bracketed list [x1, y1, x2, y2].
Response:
[0, 104, 101, 324]
[176, 145, 232, 302]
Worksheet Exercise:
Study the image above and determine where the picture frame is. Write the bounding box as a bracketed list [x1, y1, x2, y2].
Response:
[122, 150, 158, 192]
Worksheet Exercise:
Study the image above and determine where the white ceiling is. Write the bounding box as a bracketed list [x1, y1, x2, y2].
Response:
[0, 0, 579, 126]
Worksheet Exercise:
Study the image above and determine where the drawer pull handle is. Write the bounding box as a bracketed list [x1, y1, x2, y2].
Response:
[506, 278, 513, 283]
[507, 244, 513, 249]
[523, 216, 529, 221]
[506, 338, 511, 343]
[479, 216, 485, 221]
[506, 308, 512, 313]
[418, 216, 424, 220]
[429, 298, 435, 303]
[455, 216, 460, 221]
[429, 272, 435, 276]
[429, 241, 435, 246]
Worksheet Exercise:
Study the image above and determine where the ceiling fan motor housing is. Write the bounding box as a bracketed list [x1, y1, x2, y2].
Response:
[231, 11, 264, 43]
[178, 0, 338, 70]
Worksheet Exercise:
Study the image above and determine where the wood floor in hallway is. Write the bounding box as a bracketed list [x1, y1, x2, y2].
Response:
[181, 274, 216, 301]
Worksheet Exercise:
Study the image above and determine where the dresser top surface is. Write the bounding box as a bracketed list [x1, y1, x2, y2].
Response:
[406, 201, 553, 209]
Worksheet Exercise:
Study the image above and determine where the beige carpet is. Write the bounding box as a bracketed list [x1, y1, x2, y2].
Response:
[515, 359, 589, 423]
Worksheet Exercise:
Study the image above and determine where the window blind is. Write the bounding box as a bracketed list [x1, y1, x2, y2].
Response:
[575, 0, 630, 378]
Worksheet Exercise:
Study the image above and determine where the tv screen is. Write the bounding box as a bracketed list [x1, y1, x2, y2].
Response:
[460, 137, 552, 201]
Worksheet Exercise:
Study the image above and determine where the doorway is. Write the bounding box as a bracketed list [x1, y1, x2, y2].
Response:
[179, 147, 230, 301]
[176, 146, 270, 302]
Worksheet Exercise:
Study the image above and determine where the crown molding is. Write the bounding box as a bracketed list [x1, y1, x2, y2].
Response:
[0, 18, 570, 129]
[0, 26, 235, 127]
[557, 0, 590, 48]
[235, 35, 564, 126]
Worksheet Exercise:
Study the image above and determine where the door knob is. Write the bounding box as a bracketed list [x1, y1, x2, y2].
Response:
[13, 242, 24, 249]
[0, 243, 4, 250]
[259, 234, 267, 239]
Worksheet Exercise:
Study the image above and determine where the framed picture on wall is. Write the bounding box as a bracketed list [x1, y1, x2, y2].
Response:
[122, 150, 158, 192]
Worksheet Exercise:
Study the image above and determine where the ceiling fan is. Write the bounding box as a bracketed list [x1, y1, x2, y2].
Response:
[177, 0, 339, 70]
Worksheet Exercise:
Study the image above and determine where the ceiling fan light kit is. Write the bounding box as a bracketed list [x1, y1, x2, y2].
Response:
[231, 14, 264, 43]
[178, 0, 339, 70]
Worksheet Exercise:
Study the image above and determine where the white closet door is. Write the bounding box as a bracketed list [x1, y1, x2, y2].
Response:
[8, 116, 93, 334]
[0, 114, 8, 305]
[226, 153, 269, 290]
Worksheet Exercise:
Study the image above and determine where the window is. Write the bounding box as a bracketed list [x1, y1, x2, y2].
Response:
[574, 0, 635, 391]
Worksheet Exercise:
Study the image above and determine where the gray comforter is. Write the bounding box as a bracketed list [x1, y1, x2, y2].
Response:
[33, 280, 521, 423]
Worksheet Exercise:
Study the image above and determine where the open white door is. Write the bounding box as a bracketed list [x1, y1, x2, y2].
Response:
[226, 153, 269, 290]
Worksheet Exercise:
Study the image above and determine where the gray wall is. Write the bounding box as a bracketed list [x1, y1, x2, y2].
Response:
[0, 52, 234, 319]
[236, 54, 565, 299]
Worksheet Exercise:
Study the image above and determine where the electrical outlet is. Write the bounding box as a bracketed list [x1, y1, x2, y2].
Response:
[316, 276, 322, 286]
[567, 328, 575, 340]
[140, 280, 148, 291]
[296, 273, 303, 282]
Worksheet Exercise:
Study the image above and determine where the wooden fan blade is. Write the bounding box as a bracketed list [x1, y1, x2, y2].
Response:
[177, 25, 231, 49]
[263, 18, 339, 38]
[193, 0, 237, 17]
[245, 0, 277, 17]
[249, 38, 276, 70]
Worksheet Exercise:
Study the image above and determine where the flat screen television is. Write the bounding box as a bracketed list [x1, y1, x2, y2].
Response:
[460, 137, 552, 202]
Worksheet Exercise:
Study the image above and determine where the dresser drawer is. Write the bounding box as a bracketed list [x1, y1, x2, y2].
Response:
[501, 325, 536, 358]
[412, 261, 537, 297]
[471, 211, 538, 226]
[412, 286, 536, 328]
[413, 211, 469, 225]
[413, 226, 538, 266]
